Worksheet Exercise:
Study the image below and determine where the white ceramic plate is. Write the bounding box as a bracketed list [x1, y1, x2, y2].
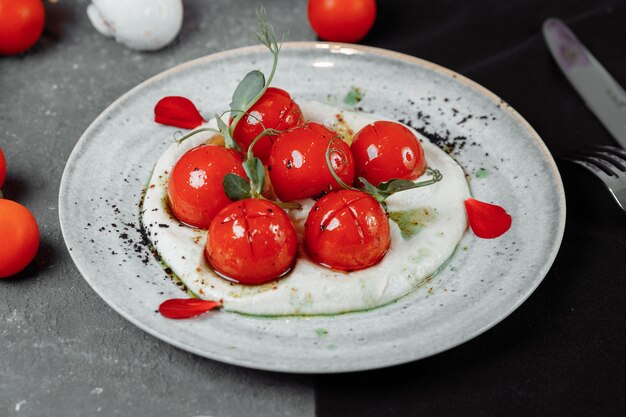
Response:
[59, 43, 565, 373]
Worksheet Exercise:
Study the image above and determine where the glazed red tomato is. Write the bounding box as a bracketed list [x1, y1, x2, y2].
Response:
[307, 0, 376, 43]
[0, 0, 45, 55]
[268, 122, 355, 202]
[231, 87, 304, 164]
[351, 121, 426, 186]
[305, 189, 390, 271]
[205, 198, 298, 285]
[0, 199, 39, 278]
[168, 144, 245, 229]
[0, 147, 6, 189]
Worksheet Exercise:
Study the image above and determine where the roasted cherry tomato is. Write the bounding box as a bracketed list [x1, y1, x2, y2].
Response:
[268, 122, 355, 202]
[305, 189, 390, 271]
[231, 87, 304, 164]
[351, 121, 426, 186]
[307, 0, 376, 43]
[0, 147, 6, 189]
[0, 199, 39, 278]
[205, 198, 298, 285]
[168, 144, 245, 229]
[0, 0, 46, 55]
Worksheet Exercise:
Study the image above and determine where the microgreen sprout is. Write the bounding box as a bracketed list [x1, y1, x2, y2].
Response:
[222, 126, 301, 210]
[174, 109, 269, 150]
[324, 137, 443, 211]
[228, 7, 284, 138]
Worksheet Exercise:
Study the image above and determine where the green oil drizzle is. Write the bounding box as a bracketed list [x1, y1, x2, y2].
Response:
[315, 328, 329, 337]
[343, 86, 364, 106]
[389, 207, 437, 239]
[475, 168, 489, 178]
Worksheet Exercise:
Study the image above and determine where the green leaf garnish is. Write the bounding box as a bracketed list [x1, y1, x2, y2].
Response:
[215, 115, 241, 151]
[228, 125, 301, 210]
[229, 70, 265, 118]
[228, 7, 283, 137]
[358, 168, 443, 204]
[242, 157, 266, 196]
[223, 174, 251, 201]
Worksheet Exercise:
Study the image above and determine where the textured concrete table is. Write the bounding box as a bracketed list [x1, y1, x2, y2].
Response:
[4, 1, 626, 416]
[0, 1, 315, 416]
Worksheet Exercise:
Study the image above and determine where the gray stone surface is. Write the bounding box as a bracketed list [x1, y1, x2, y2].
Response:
[0, 1, 315, 416]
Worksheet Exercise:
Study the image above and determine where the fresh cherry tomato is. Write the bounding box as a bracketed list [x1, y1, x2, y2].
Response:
[351, 121, 426, 186]
[231, 87, 304, 164]
[168, 144, 245, 229]
[0, 147, 6, 189]
[205, 198, 298, 285]
[0, 199, 39, 278]
[307, 0, 376, 43]
[0, 0, 46, 55]
[268, 122, 355, 202]
[305, 189, 390, 271]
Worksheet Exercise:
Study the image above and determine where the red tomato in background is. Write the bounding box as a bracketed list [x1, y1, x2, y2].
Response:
[268, 122, 355, 202]
[0, 199, 40, 278]
[231, 87, 304, 164]
[0, 0, 46, 55]
[305, 189, 390, 271]
[307, 0, 376, 43]
[0, 147, 6, 189]
[351, 121, 426, 186]
[168, 144, 245, 229]
[205, 198, 298, 285]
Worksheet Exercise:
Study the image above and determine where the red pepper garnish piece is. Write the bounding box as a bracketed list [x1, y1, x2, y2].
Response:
[154, 96, 206, 129]
[464, 198, 512, 239]
[158, 298, 222, 319]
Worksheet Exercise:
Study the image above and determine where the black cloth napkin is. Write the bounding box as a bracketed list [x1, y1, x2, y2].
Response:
[316, 1, 626, 416]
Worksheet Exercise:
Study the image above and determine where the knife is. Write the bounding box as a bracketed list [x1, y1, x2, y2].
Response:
[542, 18, 626, 149]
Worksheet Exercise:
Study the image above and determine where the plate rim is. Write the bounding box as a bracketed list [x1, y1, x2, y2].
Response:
[59, 41, 566, 373]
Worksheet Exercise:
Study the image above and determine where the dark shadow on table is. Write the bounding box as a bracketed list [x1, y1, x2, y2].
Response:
[1, 237, 57, 283]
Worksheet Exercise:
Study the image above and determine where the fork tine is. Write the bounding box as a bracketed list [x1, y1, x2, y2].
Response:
[563, 155, 626, 211]
[578, 149, 626, 172]
[593, 145, 626, 159]
[570, 154, 618, 177]
[563, 156, 616, 181]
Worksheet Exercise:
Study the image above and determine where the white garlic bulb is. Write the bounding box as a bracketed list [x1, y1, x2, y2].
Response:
[87, 0, 183, 51]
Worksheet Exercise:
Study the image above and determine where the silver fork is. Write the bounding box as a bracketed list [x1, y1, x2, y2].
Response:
[564, 145, 626, 211]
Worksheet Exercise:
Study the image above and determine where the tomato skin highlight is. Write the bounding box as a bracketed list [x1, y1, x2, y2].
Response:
[351, 121, 426, 186]
[168, 144, 245, 229]
[0, 0, 46, 55]
[232, 87, 304, 164]
[0, 147, 6, 189]
[305, 189, 390, 271]
[205, 199, 298, 285]
[0, 200, 39, 278]
[307, 0, 376, 43]
[268, 122, 355, 202]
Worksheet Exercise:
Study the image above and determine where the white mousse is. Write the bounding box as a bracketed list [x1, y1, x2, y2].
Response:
[142, 102, 470, 316]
